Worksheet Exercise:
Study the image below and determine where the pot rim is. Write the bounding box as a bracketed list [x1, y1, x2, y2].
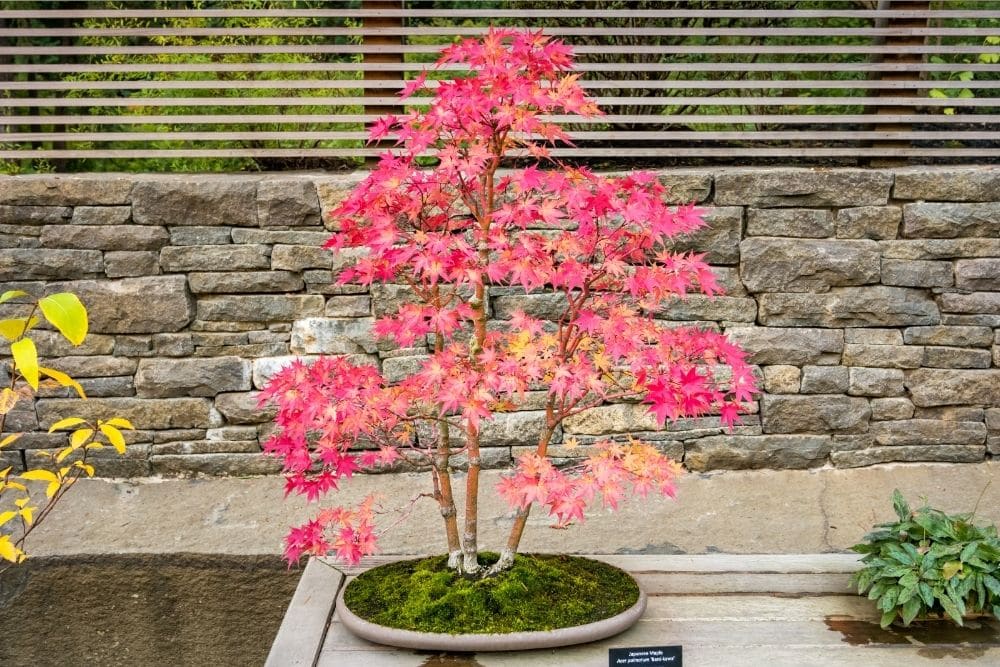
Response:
[335, 560, 648, 652]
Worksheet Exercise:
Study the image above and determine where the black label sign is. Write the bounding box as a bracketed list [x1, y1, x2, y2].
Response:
[609, 645, 682, 666]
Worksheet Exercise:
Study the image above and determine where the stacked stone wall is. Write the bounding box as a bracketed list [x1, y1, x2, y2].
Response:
[1, 168, 998, 477]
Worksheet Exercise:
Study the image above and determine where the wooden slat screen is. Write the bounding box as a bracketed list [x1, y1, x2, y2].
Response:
[1, 1, 998, 170]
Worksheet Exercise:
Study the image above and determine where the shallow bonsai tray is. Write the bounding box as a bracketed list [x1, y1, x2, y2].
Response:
[267, 553, 1000, 667]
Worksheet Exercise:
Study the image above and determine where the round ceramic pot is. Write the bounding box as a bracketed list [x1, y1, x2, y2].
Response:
[336, 568, 647, 652]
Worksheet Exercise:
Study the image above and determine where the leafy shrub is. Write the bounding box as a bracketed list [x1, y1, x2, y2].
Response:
[851, 489, 1000, 628]
[0, 290, 132, 569]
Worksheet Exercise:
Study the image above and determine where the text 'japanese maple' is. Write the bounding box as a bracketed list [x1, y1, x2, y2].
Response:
[262, 28, 758, 576]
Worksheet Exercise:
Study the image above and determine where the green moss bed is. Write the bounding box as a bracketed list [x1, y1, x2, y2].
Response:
[342, 553, 640, 635]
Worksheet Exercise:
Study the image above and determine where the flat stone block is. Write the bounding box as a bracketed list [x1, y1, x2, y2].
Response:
[922, 346, 992, 369]
[668, 206, 742, 264]
[842, 343, 923, 369]
[215, 392, 275, 424]
[655, 171, 712, 203]
[36, 397, 214, 430]
[903, 325, 994, 347]
[870, 419, 987, 446]
[0, 248, 103, 280]
[151, 453, 281, 476]
[906, 368, 1000, 407]
[132, 178, 258, 227]
[51, 275, 194, 334]
[939, 291, 1000, 315]
[290, 317, 377, 354]
[257, 178, 321, 227]
[879, 238, 1000, 260]
[104, 251, 160, 278]
[324, 296, 370, 317]
[160, 244, 270, 272]
[880, 259, 953, 288]
[799, 366, 849, 394]
[270, 244, 334, 272]
[745, 208, 833, 238]
[169, 226, 233, 245]
[197, 295, 325, 323]
[493, 292, 568, 321]
[0, 175, 133, 206]
[759, 287, 939, 328]
[685, 434, 831, 471]
[41, 224, 169, 252]
[563, 403, 659, 435]
[848, 367, 904, 397]
[834, 206, 900, 240]
[762, 394, 870, 434]
[136, 356, 252, 398]
[832, 445, 986, 468]
[232, 229, 328, 245]
[894, 166, 1000, 201]
[843, 328, 902, 345]
[724, 327, 843, 366]
[762, 365, 800, 394]
[740, 238, 880, 293]
[870, 397, 914, 421]
[955, 258, 1000, 291]
[0, 205, 71, 225]
[715, 169, 891, 207]
[187, 271, 304, 294]
[902, 202, 1000, 238]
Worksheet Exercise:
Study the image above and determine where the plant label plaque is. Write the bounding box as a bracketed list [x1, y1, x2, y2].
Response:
[609, 645, 682, 666]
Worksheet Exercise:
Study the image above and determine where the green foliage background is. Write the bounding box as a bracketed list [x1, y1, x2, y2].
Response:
[1, 0, 997, 173]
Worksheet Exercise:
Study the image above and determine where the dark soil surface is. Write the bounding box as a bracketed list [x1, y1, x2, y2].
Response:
[0, 553, 301, 667]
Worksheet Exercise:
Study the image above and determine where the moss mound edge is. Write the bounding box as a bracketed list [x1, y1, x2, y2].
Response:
[342, 552, 640, 635]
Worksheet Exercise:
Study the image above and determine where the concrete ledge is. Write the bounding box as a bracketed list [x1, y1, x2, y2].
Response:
[25, 462, 1000, 559]
[301, 554, 1000, 666]
[265, 559, 343, 667]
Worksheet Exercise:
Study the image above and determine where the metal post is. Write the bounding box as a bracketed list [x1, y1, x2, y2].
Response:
[361, 0, 404, 163]
[870, 0, 931, 166]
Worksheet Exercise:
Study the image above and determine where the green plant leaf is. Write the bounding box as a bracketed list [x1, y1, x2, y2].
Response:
[901, 595, 923, 626]
[880, 610, 897, 629]
[929, 89, 949, 99]
[960, 541, 980, 562]
[11, 338, 39, 390]
[983, 574, 1000, 597]
[38, 292, 88, 346]
[918, 582, 935, 608]
[892, 489, 911, 521]
[939, 593, 964, 626]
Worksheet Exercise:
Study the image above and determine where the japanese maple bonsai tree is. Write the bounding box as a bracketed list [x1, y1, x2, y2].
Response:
[262, 28, 757, 578]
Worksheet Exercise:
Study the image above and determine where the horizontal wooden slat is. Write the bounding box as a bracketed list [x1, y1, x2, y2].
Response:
[3, 44, 995, 56]
[4, 26, 996, 37]
[1, 9, 995, 19]
[1, 7, 994, 166]
[7, 79, 998, 91]
[8, 114, 997, 126]
[6, 130, 997, 142]
[3, 147, 997, 159]
[3, 96, 993, 108]
[3, 61, 997, 75]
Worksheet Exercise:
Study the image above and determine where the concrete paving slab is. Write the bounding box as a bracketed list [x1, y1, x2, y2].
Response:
[306, 555, 1000, 667]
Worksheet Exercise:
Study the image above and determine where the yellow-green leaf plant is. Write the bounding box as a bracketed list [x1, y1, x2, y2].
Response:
[0, 290, 133, 571]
